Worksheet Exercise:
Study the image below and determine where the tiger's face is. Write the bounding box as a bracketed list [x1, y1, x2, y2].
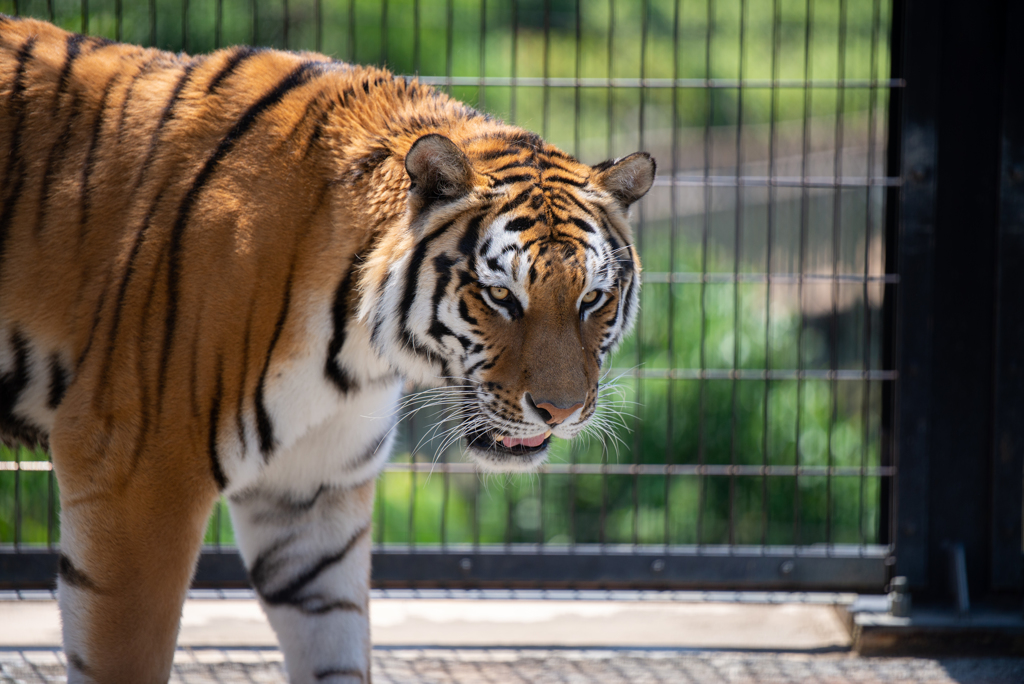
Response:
[365, 134, 655, 471]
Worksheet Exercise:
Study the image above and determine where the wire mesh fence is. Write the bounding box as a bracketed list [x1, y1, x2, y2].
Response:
[0, 0, 898, 591]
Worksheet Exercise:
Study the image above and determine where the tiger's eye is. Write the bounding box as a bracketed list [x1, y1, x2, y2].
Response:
[489, 286, 510, 300]
[582, 290, 600, 304]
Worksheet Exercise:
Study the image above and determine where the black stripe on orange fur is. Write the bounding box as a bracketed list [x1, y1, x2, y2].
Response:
[47, 354, 68, 409]
[159, 61, 323, 414]
[255, 261, 295, 458]
[53, 33, 86, 105]
[0, 35, 37, 266]
[206, 45, 262, 94]
[116, 56, 160, 141]
[134, 61, 199, 192]
[35, 90, 83, 236]
[208, 355, 227, 490]
[325, 262, 360, 395]
[236, 298, 256, 453]
[78, 72, 121, 242]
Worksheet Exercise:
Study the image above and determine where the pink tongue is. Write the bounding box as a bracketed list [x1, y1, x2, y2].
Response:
[503, 433, 547, 448]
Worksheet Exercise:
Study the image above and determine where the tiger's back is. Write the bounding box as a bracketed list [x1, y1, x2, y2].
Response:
[0, 14, 653, 683]
[0, 15, 405, 457]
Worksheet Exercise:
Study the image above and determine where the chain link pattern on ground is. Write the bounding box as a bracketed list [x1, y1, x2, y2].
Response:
[3, 648, 1024, 683]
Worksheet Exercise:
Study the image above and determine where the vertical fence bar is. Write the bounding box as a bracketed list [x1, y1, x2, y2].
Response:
[478, 0, 486, 110]
[573, 0, 581, 157]
[444, 0, 452, 93]
[314, 0, 321, 53]
[376, 458, 386, 547]
[507, 0, 518, 546]
[569, 0, 582, 550]
[696, 0, 713, 548]
[665, 0, 681, 548]
[405, 399, 416, 550]
[727, 0, 746, 548]
[542, 0, 550, 138]
[826, 0, 849, 549]
[860, 0, 883, 549]
[380, 0, 387, 65]
[762, 0, 781, 549]
[413, 0, 420, 73]
[47, 452, 55, 548]
[282, 0, 288, 53]
[794, 0, 814, 547]
[215, 0, 222, 48]
[539, 0, 552, 546]
[214, 500, 221, 548]
[440, 0, 454, 548]
[600, 0, 614, 547]
[510, 0, 518, 124]
[347, 0, 355, 62]
[13, 448, 20, 550]
[632, 0, 649, 548]
[116, 0, 122, 41]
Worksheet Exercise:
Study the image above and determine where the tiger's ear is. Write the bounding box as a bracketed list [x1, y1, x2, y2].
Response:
[591, 152, 656, 211]
[405, 134, 475, 213]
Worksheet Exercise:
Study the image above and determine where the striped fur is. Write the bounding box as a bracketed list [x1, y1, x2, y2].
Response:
[0, 14, 653, 684]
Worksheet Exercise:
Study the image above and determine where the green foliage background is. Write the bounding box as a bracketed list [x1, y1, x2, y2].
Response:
[0, 0, 893, 553]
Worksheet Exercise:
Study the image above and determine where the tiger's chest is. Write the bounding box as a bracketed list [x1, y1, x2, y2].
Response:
[219, 301, 404, 498]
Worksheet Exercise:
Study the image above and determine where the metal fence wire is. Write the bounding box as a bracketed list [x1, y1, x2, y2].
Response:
[0, 0, 899, 592]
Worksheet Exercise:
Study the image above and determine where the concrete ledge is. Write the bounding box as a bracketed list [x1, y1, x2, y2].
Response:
[0, 597, 851, 651]
[838, 598, 1024, 656]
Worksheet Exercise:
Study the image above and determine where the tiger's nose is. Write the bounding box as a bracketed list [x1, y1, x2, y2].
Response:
[527, 394, 584, 425]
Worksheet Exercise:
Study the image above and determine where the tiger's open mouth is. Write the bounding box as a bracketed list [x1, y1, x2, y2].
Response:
[465, 427, 554, 460]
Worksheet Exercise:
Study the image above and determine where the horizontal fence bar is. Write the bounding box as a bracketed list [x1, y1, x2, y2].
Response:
[0, 460, 894, 478]
[605, 368, 898, 381]
[385, 463, 895, 477]
[0, 545, 892, 592]
[641, 272, 899, 284]
[0, 461, 896, 476]
[653, 175, 902, 189]
[414, 76, 906, 90]
[0, 461, 50, 471]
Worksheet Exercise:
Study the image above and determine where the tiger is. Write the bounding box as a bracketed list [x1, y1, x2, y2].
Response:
[0, 13, 654, 684]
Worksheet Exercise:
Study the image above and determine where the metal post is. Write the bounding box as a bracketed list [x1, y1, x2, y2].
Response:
[893, 0, 1018, 602]
[990, 0, 1024, 597]
[889, 0, 939, 592]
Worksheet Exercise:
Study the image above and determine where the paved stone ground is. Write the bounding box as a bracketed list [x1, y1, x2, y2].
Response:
[3, 648, 1024, 683]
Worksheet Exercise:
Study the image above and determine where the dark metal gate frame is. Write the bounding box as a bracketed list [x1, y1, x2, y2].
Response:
[891, 0, 1023, 603]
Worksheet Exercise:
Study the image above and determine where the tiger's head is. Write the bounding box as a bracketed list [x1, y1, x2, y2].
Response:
[362, 132, 654, 471]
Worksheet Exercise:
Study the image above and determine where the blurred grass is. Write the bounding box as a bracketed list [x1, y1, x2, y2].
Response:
[0, 0, 892, 551]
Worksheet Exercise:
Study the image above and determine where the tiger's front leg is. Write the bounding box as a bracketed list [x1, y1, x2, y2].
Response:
[228, 475, 376, 684]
